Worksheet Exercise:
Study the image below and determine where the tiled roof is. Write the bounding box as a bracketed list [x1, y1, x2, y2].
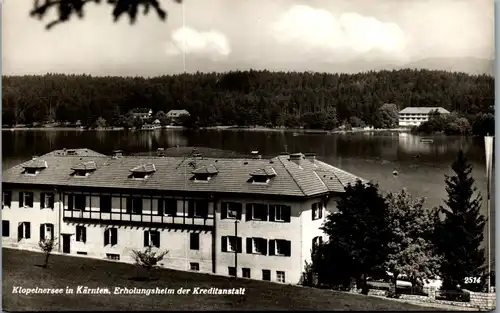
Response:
[399, 107, 450, 114]
[2, 150, 367, 197]
[166, 109, 190, 116]
[71, 161, 97, 171]
[250, 167, 277, 177]
[130, 163, 156, 173]
[192, 165, 218, 175]
[22, 159, 48, 169]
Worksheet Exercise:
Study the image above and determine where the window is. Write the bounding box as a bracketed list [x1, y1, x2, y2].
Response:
[252, 175, 270, 184]
[190, 262, 200, 271]
[188, 200, 209, 218]
[269, 205, 291, 222]
[2, 221, 10, 237]
[246, 237, 267, 255]
[221, 202, 242, 220]
[77, 251, 88, 255]
[74, 194, 86, 211]
[39, 223, 54, 240]
[76, 226, 87, 243]
[277, 271, 286, 283]
[221, 236, 242, 253]
[17, 222, 31, 240]
[312, 236, 323, 253]
[190, 233, 200, 250]
[3, 191, 12, 208]
[104, 228, 118, 246]
[269, 239, 291, 257]
[158, 199, 177, 216]
[25, 168, 39, 175]
[242, 268, 251, 278]
[106, 253, 120, 260]
[262, 269, 271, 281]
[144, 230, 160, 248]
[74, 170, 90, 177]
[228, 267, 236, 277]
[126, 197, 143, 214]
[193, 173, 211, 182]
[19, 192, 34, 208]
[41, 193, 55, 209]
[246, 203, 268, 221]
[100, 196, 112, 213]
[312, 202, 323, 220]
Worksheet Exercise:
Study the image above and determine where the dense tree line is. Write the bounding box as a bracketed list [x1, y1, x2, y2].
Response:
[2, 69, 494, 131]
[305, 151, 489, 299]
[414, 109, 495, 136]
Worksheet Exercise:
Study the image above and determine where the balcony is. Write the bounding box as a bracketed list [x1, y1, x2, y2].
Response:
[63, 209, 214, 230]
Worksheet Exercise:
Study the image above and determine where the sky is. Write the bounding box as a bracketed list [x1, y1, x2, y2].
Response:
[2, 0, 495, 76]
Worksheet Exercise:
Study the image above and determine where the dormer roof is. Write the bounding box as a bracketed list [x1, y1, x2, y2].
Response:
[23, 159, 48, 170]
[130, 163, 156, 174]
[192, 165, 218, 175]
[71, 161, 97, 171]
[250, 166, 277, 177]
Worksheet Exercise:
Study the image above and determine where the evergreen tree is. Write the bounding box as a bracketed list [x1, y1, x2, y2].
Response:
[320, 180, 392, 294]
[434, 150, 486, 292]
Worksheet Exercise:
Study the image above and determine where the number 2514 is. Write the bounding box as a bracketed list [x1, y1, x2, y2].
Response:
[464, 277, 481, 284]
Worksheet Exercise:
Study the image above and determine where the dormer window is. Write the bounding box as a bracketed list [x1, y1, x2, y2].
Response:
[67, 149, 77, 156]
[249, 166, 277, 184]
[130, 163, 156, 180]
[71, 161, 97, 177]
[22, 159, 48, 176]
[191, 165, 218, 182]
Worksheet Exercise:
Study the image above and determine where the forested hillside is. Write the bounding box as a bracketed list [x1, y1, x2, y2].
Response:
[2, 69, 494, 130]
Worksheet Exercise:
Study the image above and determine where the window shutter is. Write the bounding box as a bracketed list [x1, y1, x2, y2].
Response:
[82, 227, 87, 243]
[50, 224, 54, 240]
[27, 193, 34, 207]
[262, 239, 268, 255]
[41, 193, 46, 209]
[237, 237, 242, 253]
[4, 221, 10, 237]
[49, 194, 55, 209]
[221, 236, 227, 252]
[17, 223, 23, 240]
[104, 229, 109, 246]
[25, 223, 31, 239]
[283, 206, 291, 222]
[40, 224, 45, 241]
[188, 201, 195, 217]
[111, 229, 117, 245]
[311, 203, 316, 220]
[19, 192, 24, 207]
[268, 240, 275, 256]
[268, 205, 275, 221]
[144, 231, 149, 247]
[126, 198, 132, 213]
[6, 192, 12, 206]
[319, 204, 323, 219]
[285, 241, 291, 257]
[246, 238, 252, 254]
[221, 203, 227, 219]
[68, 194, 73, 210]
[155, 232, 160, 248]
[236, 203, 242, 220]
[245, 204, 252, 221]
[157, 199, 164, 215]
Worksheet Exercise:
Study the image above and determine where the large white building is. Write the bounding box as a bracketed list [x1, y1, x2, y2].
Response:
[2, 148, 364, 285]
[398, 107, 450, 127]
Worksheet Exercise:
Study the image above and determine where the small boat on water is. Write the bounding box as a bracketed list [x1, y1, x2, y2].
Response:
[292, 132, 300, 136]
[420, 138, 433, 143]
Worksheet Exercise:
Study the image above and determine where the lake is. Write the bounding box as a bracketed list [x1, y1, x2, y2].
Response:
[2, 129, 495, 265]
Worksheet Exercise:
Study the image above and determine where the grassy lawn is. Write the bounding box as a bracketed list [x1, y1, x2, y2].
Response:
[3, 248, 434, 311]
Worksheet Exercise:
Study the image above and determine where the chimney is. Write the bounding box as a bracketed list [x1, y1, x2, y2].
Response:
[304, 153, 316, 163]
[289, 153, 303, 165]
[112, 150, 123, 158]
[250, 151, 261, 159]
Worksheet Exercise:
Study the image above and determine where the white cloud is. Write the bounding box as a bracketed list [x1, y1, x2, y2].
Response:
[270, 5, 408, 62]
[165, 27, 231, 59]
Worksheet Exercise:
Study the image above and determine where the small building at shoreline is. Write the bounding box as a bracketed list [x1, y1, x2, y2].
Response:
[398, 107, 450, 127]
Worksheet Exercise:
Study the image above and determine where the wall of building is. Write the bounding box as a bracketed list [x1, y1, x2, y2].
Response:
[2, 187, 61, 250]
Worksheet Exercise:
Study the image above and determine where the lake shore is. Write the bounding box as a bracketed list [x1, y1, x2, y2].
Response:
[2, 125, 411, 134]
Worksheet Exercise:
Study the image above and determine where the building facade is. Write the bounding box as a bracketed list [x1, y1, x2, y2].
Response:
[2, 149, 364, 285]
[398, 107, 450, 127]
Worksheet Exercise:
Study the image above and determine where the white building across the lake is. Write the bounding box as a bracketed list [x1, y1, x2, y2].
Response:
[2, 148, 365, 284]
[398, 107, 450, 127]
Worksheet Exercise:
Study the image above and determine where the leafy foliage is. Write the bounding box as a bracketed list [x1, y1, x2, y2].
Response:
[373, 103, 399, 129]
[131, 246, 168, 279]
[320, 181, 392, 294]
[415, 110, 476, 135]
[38, 238, 57, 268]
[2, 70, 493, 130]
[384, 189, 441, 293]
[30, 0, 181, 29]
[434, 150, 486, 292]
